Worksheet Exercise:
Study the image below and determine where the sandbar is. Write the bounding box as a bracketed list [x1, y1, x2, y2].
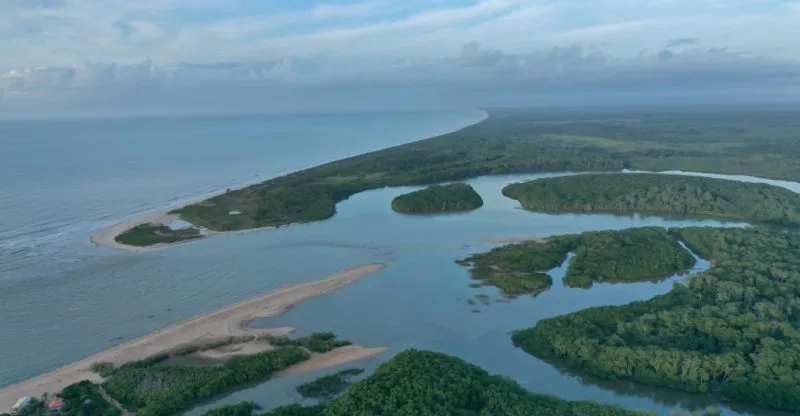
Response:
[90, 211, 179, 252]
[0, 263, 387, 411]
[273, 346, 387, 377]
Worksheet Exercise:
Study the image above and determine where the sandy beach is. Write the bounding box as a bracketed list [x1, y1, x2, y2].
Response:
[0, 263, 387, 411]
[90, 211, 180, 252]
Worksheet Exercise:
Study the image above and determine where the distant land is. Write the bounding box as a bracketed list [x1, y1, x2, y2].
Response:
[92, 107, 800, 249]
[503, 173, 800, 226]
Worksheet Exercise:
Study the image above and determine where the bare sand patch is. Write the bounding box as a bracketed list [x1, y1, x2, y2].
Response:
[0, 263, 387, 411]
[273, 346, 387, 377]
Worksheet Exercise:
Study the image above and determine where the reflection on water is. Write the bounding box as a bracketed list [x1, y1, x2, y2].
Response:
[185, 172, 778, 416]
[2, 171, 789, 416]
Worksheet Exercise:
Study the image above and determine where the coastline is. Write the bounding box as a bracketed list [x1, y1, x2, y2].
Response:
[0, 263, 387, 410]
[89, 110, 489, 252]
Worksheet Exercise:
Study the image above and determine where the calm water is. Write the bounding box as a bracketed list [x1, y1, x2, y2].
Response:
[1, 112, 798, 416]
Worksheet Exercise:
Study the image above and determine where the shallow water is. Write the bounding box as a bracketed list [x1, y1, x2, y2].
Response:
[0, 111, 796, 416]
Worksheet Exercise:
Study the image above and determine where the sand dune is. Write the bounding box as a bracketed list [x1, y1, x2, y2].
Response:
[0, 263, 387, 411]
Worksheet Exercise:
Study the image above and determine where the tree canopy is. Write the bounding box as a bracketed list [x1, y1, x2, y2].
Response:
[172, 108, 800, 239]
[457, 227, 695, 295]
[503, 173, 800, 226]
[391, 183, 484, 214]
[512, 227, 800, 412]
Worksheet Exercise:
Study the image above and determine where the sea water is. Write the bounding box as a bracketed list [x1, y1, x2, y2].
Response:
[1, 111, 796, 416]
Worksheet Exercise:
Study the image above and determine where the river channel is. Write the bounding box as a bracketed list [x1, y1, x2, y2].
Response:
[6, 168, 800, 415]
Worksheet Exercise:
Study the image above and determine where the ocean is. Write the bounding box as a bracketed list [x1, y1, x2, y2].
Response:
[0, 110, 792, 416]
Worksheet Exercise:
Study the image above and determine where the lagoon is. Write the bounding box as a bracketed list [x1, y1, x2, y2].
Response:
[1, 112, 797, 416]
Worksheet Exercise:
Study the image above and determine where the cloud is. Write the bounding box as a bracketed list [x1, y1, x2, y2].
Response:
[1, 0, 799, 116]
[666, 38, 698, 47]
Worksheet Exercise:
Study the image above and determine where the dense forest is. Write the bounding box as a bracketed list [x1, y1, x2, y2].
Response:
[203, 349, 650, 416]
[114, 223, 202, 246]
[503, 173, 800, 226]
[97, 332, 350, 416]
[391, 183, 484, 214]
[103, 346, 309, 416]
[512, 227, 800, 412]
[457, 228, 694, 295]
[171, 108, 800, 238]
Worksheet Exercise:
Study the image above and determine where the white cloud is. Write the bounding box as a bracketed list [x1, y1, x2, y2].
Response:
[1, 0, 799, 113]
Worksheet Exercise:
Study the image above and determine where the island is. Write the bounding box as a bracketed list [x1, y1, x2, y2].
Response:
[99, 107, 800, 248]
[391, 183, 483, 214]
[457, 227, 695, 296]
[503, 173, 800, 226]
[512, 227, 800, 412]
[201, 349, 651, 416]
[114, 223, 203, 246]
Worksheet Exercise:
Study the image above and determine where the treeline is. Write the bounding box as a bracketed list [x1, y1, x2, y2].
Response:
[457, 227, 694, 296]
[296, 369, 364, 401]
[391, 183, 483, 214]
[115, 223, 202, 246]
[503, 173, 800, 226]
[203, 349, 649, 416]
[260, 332, 351, 353]
[168, 109, 800, 239]
[103, 346, 309, 416]
[512, 227, 800, 412]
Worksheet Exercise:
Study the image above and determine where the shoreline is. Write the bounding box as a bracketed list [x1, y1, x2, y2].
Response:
[89, 110, 489, 252]
[0, 263, 387, 410]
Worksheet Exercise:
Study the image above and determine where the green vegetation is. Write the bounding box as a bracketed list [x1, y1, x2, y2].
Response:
[564, 227, 696, 288]
[99, 332, 353, 416]
[211, 349, 648, 416]
[114, 223, 202, 246]
[503, 173, 800, 226]
[457, 228, 694, 295]
[103, 347, 309, 416]
[296, 369, 364, 401]
[457, 237, 572, 297]
[512, 227, 800, 412]
[259, 332, 351, 353]
[10, 381, 122, 416]
[170, 107, 800, 239]
[391, 183, 483, 214]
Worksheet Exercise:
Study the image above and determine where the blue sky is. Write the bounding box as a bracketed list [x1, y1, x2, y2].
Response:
[1, 0, 799, 116]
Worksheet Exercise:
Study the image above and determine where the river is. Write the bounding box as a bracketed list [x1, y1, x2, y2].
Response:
[2, 112, 798, 415]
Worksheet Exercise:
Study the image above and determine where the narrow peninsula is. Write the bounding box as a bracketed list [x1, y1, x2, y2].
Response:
[97, 108, 800, 249]
[503, 173, 800, 226]
[458, 227, 695, 296]
[0, 264, 387, 412]
[512, 227, 800, 412]
[391, 183, 483, 214]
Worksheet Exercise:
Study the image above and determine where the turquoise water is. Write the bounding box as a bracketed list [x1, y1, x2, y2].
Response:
[1, 111, 798, 416]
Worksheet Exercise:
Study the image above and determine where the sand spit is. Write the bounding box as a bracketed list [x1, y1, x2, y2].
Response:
[0, 263, 387, 411]
[90, 211, 179, 252]
[273, 346, 387, 377]
[484, 236, 549, 244]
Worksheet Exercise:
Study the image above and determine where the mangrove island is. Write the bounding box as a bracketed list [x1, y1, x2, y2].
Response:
[391, 183, 483, 214]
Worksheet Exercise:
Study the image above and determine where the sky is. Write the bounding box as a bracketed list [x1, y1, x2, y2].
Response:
[1, 0, 800, 117]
